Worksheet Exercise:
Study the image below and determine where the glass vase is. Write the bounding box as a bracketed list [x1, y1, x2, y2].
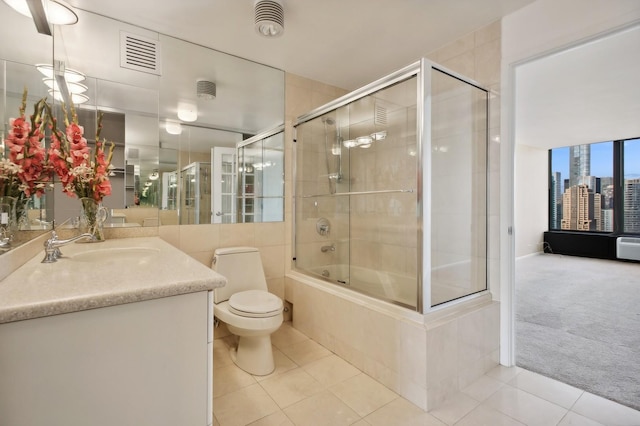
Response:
[0, 196, 18, 246]
[79, 197, 108, 242]
[16, 196, 30, 230]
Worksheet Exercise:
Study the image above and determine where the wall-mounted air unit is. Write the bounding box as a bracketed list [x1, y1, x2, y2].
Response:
[616, 237, 640, 261]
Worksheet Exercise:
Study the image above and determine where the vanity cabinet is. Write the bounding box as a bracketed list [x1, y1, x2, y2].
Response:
[0, 237, 224, 426]
[0, 290, 214, 426]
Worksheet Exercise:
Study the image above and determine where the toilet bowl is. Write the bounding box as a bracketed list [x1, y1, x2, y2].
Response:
[212, 247, 283, 375]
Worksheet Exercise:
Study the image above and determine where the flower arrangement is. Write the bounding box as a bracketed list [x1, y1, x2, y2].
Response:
[48, 104, 115, 202]
[1, 90, 49, 198]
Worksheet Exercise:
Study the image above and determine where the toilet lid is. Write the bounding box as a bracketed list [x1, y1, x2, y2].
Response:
[228, 290, 283, 318]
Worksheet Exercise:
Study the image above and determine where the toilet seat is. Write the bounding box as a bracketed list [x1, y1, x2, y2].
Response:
[228, 290, 283, 318]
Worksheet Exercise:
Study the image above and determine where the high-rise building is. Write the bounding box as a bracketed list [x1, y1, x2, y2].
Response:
[602, 209, 614, 232]
[577, 175, 600, 193]
[561, 184, 599, 231]
[624, 178, 640, 233]
[550, 172, 562, 228]
[569, 144, 590, 187]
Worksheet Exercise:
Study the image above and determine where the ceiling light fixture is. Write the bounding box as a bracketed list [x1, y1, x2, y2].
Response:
[3, 0, 78, 35]
[254, 0, 284, 38]
[48, 89, 89, 104]
[165, 120, 182, 135]
[148, 170, 159, 181]
[36, 63, 85, 82]
[42, 78, 87, 94]
[177, 103, 197, 122]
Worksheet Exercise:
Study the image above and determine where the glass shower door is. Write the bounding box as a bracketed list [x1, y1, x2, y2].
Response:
[294, 76, 419, 309]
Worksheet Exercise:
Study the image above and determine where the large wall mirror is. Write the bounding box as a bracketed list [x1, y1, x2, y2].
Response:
[0, 4, 285, 253]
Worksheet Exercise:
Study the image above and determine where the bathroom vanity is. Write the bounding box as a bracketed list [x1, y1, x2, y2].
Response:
[0, 237, 226, 426]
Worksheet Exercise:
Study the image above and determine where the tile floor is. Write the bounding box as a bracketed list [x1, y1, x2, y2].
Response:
[213, 322, 640, 426]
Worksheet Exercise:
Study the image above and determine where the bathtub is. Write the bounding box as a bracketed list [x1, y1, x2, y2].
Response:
[285, 269, 499, 411]
[307, 264, 417, 310]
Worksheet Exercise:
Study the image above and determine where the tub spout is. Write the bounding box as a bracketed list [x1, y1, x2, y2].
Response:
[321, 244, 335, 253]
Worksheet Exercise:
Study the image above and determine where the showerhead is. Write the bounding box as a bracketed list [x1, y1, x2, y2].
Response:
[322, 117, 335, 125]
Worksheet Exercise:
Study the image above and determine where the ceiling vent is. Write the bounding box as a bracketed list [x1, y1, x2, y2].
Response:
[120, 32, 161, 75]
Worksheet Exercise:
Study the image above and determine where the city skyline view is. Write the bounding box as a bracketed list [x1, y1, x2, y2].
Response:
[550, 138, 640, 233]
[551, 138, 640, 182]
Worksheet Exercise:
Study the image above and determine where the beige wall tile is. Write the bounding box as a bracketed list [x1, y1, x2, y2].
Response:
[219, 223, 256, 247]
[178, 223, 219, 252]
[475, 20, 501, 46]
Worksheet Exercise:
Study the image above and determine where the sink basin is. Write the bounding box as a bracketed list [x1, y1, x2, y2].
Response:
[69, 247, 161, 263]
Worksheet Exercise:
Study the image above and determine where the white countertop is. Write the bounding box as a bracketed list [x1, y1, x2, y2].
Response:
[0, 237, 226, 324]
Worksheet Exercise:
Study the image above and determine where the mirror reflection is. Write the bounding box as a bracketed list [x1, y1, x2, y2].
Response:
[0, 3, 285, 253]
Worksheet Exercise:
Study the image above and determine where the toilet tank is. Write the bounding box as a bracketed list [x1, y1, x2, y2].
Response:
[212, 247, 268, 303]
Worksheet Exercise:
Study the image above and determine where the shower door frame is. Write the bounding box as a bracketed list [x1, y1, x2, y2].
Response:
[292, 58, 490, 314]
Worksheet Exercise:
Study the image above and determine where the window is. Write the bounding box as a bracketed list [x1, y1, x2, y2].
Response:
[550, 138, 639, 235]
[550, 141, 613, 232]
[624, 138, 640, 233]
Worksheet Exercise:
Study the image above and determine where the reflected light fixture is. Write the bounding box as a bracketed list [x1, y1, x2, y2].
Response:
[165, 120, 182, 135]
[254, 0, 284, 38]
[356, 136, 372, 149]
[47, 89, 89, 104]
[177, 103, 197, 122]
[148, 170, 159, 181]
[371, 131, 387, 141]
[3, 0, 78, 35]
[42, 78, 87, 94]
[36, 63, 85, 82]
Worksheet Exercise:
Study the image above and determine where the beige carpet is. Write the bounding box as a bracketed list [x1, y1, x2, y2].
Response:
[516, 253, 640, 411]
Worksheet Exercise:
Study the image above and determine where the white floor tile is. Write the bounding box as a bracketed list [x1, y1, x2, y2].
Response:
[557, 411, 606, 426]
[455, 404, 526, 426]
[214, 383, 280, 426]
[508, 369, 583, 409]
[278, 338, 332, 366]
[271, 322, 309, 349]
[253, 347, 298, 382]
[462, 374, 505, 402]
[259, 368, 324, 408]
[303, 354, 361, 387]
[247, 410, 295, 426]
[572, 392, 640, 426]
[213, 338, 235, 369]
[328, 373, 399, 417]
[486, 365, 523, 383]
[429, 392, 479, 425]
[364, 398, 446, 426]
[213, 323, 640, 426]
[214, 363, 257, 398]
[484, 385, 568, 426]
[283, 390, 360, 426]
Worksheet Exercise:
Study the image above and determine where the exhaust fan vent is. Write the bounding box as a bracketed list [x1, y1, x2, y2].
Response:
[374, 102, 387, 126]
[120, 32, 161, 75]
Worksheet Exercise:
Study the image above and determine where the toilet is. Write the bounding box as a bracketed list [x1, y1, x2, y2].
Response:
[212, 247, 283, 375]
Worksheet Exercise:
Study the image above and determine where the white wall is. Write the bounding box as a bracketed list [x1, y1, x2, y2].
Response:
[514, 144, 548, 258]
[502, 0, 640, 64]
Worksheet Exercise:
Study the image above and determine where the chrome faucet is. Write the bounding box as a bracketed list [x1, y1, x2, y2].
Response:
[41, 231, 96, 263]
[321, 244, 335, 253]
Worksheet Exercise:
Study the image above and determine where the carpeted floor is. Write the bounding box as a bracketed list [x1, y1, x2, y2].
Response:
[516, 253, 640, 411]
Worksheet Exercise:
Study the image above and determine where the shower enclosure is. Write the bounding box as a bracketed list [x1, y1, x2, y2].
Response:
[293, 59, 489, 312]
